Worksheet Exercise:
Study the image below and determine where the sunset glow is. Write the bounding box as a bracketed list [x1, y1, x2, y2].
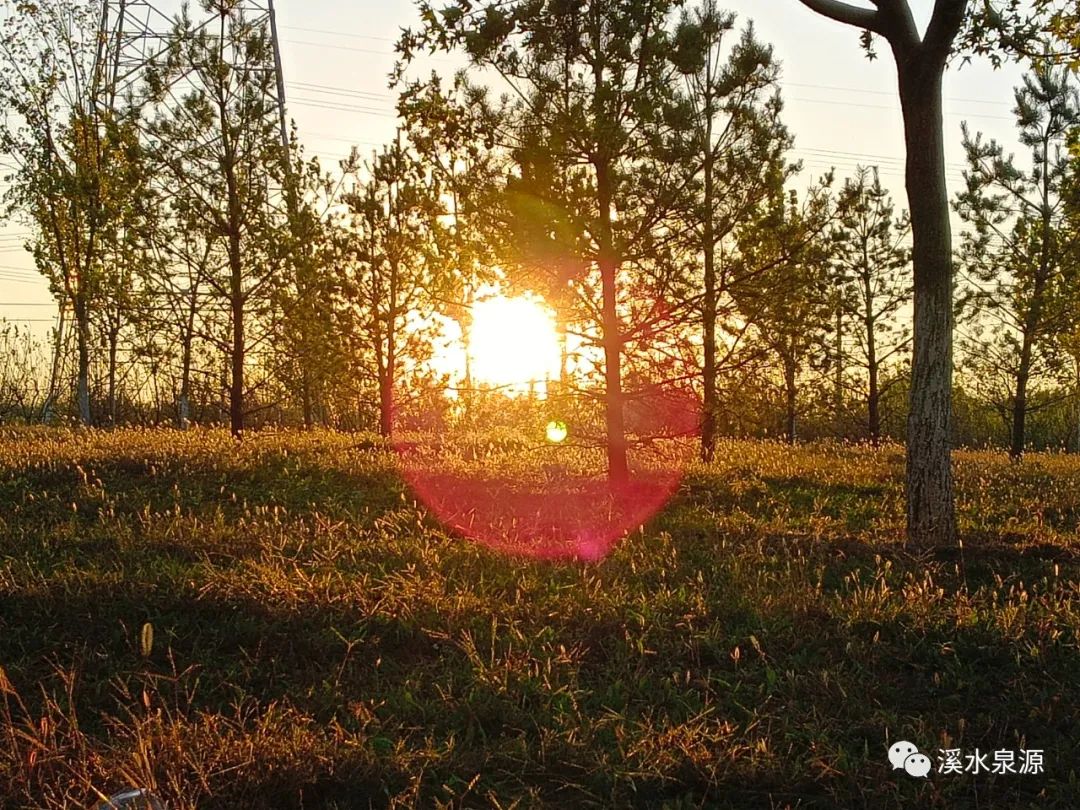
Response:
[468, 296, 561, 394]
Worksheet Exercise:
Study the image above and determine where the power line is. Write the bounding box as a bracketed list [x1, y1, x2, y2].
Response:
[280, 25, 397, 44]
[787, 95, 1014, 122]
[291, 98, 393, 117]
[284, 38, 401, 59]
[781, 80, 1008, 109]
[288, 81, 391, 103]
[279, 27, 1015, 112]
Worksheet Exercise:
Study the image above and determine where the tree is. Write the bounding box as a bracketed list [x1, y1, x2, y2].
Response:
[733, 182, 836, 443]
[147, 1, 290, 438]
[272, 144, 343, 429]
[833, 167, 913, 443]
[396, 74, 506, 411]
[137, 192, 220, 429]
[340, 137, 445, 437]
[400, 0, 690, 484]
[0, 0, 146, 426]
[797, 0, 967, 545]
[671, 1, 795, 461]
[955, 66, 1080, 458]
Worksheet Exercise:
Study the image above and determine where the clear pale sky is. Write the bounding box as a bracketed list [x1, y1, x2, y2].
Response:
[0, 0, 1027, 337]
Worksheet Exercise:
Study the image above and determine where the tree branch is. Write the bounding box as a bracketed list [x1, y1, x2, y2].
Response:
[798, 0, 882, 33]
[923, 0, 969, 63]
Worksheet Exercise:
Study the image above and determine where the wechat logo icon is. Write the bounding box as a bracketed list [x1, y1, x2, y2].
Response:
[888, 741, 932, 778]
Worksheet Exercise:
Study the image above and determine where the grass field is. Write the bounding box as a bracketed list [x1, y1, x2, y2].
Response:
[1, 429, 1078, 808]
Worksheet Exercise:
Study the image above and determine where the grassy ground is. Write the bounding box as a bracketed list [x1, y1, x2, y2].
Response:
[0, 428, 1078, 809]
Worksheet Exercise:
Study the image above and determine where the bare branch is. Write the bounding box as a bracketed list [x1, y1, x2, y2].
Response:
[923, 0, 969, 63]
[798, 0, 882, 33]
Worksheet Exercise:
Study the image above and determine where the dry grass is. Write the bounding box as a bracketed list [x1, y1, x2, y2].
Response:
[0, 428, 1078, 808]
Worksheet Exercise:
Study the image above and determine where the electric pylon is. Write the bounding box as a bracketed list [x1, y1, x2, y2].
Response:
[95, 0, 293, 160]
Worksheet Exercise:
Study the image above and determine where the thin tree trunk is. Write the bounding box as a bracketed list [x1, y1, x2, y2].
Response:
[460, 287, 475, 412]
[301, 366, 314, 430]
[229, 249, 244, 439]
[701, 88, 718, 463]
[1011, 337, 1033, 461]
[76, 304, 91, 427]
[378, 374, 393, 437]
[701, 176, 718, 463]
[1074, 360, 1080, 454]
[107, 324, 119, 426]
[784, 358, 797, 444]
[899, 64, 956, 546]
[866, 309, 880, 443]
[379, 272, 398, 440]
[595, 157, 629, 484]
[834, 303, 844, 430]
[868, 344, 881, 444]
[1011, 143, 1054, 461]
[179, 300, 195, 430]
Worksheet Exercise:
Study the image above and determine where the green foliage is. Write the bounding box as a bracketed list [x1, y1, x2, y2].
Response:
[732, 179, 838, 442]
[964, 1, 1080, 69]
[832, 167, 913, 440]
[0, 0, 154, 425]
[955, 66, 1080, 453]
[338, 135, 451, 436]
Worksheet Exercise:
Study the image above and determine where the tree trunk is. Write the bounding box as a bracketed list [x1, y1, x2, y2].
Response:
[595, 158, 629, 484]
[1010, 176, 1053, 460]
[867, 312, 880, 443]
[460, 291, 475, 413]
[179, 302, 195, 430]
[76, 305, 91, 427]
[107, 325, 119, 426]
[868, 354, 881, 444]
[229, 262, 244, 440]
[378, 371, 394, 438]
[379, 314, 397, 438]
[1074, 362, 1080, 455]
[898, 64, 956, 546]
[1011, 338, 1033, 461]
[784, 358, 798, 444]
[301, 366, 314, 430]
[834, 304, 844, 430]
[701, 164, 718, 463]
[178, 392, 191, 431]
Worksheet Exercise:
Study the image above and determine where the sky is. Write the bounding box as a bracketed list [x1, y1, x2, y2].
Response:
[0, 0, 1029, 340]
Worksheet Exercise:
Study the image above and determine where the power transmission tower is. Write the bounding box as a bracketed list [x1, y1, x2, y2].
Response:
[95, 0, 293, 160]
[93, 0, 301, 433]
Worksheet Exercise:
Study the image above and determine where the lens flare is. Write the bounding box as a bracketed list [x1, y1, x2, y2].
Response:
[545, 420, 568, 444]
[398, 292, 699, 561]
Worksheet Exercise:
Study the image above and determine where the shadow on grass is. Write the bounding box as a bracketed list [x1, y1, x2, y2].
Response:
[3, 441, 1080, 807]
[0, 448, 407, 531]
[3, 543, 1079, 808]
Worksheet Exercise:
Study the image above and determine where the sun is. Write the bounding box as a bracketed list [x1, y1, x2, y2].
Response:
[469, 296, 561, 394]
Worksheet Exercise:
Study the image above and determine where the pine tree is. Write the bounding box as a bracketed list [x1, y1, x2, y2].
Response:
[955, 66, 1080, 459]
[833, 167, 913, 443]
